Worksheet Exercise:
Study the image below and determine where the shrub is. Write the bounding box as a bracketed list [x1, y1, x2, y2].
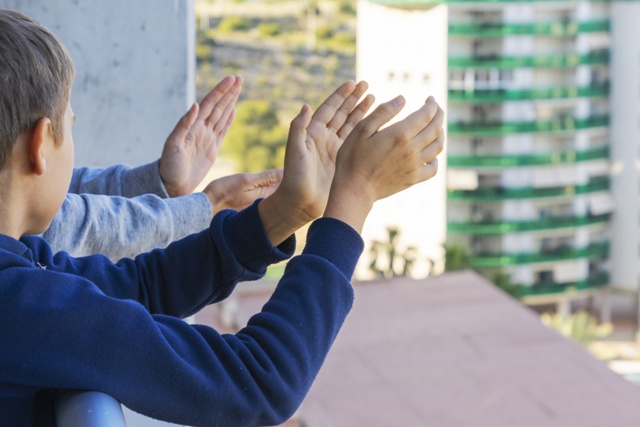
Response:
[217, 16, 250, 33]
[316, 26, 334, 40]
[338, 0, 356, 15]
[258, 22, 281, 37]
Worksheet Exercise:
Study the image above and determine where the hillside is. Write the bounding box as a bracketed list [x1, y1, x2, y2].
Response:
[195, 0, 357, 171]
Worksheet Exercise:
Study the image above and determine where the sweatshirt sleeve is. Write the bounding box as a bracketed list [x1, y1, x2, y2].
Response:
[69, 161, 169, 198]
[5, 212, 363, 426]
[42, 192, 213, 260]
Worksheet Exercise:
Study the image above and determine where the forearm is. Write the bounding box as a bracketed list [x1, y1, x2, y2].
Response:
[41, 201, 295, 315]
[257, 190, 317, 247]
[69, 161, 168, 197]
[9, 218, 361, 426]
[43, 192, 212, 260]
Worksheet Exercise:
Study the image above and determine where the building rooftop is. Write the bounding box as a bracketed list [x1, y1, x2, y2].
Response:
[196, 270, 640, 426]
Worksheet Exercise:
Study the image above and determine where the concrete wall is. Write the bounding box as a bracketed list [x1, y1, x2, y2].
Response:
[1, 0, 195, 168]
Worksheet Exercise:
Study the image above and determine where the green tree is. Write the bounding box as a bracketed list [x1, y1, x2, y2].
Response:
[222, 100, 287, 172]
[443, 243, 471, 271]
[368, 227, 417, 278]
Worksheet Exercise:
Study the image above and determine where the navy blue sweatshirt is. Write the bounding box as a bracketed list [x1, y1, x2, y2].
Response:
[0, 202, 363, 426]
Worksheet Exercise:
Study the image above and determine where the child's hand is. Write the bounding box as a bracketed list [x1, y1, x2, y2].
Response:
[258, 80, 374, 245]
[324, 96, 445, 233]
[160, 75, 243, 197]
[202, 169, 283, 213]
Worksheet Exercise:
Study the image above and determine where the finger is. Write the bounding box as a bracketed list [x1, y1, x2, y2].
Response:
[419, 131, 444, 165]
[205, 76, 243, 128]
[418, 157, 439, 183]
[311, 80, 357, 125]
[218, 108, 236, 139]
[198, 75, 236, 119]
[326, 80, 369, 132]
[286, 104, 313, 157]
[176, 102, 199, 134]
[397, 96, 439, 140]
[336, 93, 375, 141]
[252, 168, 284, 187]
[212, 76, 243, 132]
[413, 107, 445, 149]
[355, 95, 406, 138]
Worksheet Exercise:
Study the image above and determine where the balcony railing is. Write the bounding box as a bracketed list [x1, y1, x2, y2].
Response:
[448, 20, 610, 37]
[447, 213, 610, 235]
[470, 241, 609, 268]
[368, 0, 612, 7]
[448, 82, 609, 103]
[514, 272, 609, 297]
[448, 114, 609, 136]
[55, 390, 126, 427]
[447, 176, 609, 201]
[448, 50, 609, 69]
[447, 146, 609, 168]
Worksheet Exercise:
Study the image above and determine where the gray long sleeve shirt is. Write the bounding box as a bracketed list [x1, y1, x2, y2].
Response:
[42, 161, 213, 260]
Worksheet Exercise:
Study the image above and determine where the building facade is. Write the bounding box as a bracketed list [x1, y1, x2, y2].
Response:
[357, 0, 640, 295]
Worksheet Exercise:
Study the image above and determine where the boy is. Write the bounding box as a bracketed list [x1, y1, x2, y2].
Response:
[0, 9, 444, 427]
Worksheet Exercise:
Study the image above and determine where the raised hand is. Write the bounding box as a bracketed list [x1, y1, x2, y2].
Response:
[160, 75, 243, 197]
[258, 80, 375, 245]
[324, 96, 445, 233]
[202, 169, 283, 213]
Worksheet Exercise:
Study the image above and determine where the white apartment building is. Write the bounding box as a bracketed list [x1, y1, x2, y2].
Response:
[357, 0, 640, 296]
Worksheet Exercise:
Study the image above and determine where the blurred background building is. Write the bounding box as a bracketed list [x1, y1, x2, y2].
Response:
[357, 0, 640, 300]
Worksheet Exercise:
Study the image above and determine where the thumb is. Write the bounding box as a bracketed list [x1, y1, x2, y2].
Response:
[287, 104, 312, 147]
[175, 102, 199, 135]
[357, 95, 405, 137]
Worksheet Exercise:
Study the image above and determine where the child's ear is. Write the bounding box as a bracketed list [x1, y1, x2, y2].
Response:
[27, 117, 53, 176]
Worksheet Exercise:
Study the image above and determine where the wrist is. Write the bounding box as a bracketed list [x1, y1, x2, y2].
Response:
[203, 182, 226, 214]
[258, 190, 311, 246]
[323, 180, 374, 234]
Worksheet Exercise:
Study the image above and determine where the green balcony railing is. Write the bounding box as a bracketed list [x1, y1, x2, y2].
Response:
[448, 50, 609, 69]
[448, 114, 608, 136]
[369, 0, 612, 7]
[448, 213, 610, 235]
[470, 241, 608, 268]
[447, 176, 609, 201]
[447, 146, 609, 168]
[448, 20, 610, 37]
[448, 82, 609, 103]
[514, 272, 609, 297]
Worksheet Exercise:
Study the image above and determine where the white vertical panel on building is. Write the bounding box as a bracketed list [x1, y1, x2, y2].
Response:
[356, 0, 448, 279]
[610, 2, 640, 289]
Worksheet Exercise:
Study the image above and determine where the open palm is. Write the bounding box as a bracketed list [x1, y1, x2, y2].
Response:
[278, 80, 374, 222]
[160, 75, 243, 197]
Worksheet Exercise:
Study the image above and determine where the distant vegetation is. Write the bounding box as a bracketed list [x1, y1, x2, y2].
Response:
[195, 0, 357, 172]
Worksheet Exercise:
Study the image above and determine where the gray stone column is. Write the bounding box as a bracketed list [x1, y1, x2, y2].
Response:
[2, 0, 195, 168]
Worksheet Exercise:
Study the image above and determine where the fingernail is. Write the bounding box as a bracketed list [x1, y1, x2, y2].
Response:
[300, 104, 307, 114]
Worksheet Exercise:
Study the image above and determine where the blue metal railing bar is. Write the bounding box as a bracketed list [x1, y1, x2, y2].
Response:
[55, 390, 127, 427]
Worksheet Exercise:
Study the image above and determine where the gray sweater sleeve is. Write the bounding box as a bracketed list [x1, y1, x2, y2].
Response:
[44, 192, 213, 260]
[69, 160, 169, 198]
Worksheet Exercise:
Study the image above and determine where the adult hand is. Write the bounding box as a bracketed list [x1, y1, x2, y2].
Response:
[202, 169, 283, 214]
[258, 80, 374, 245]
[160, 75, 243, 197]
